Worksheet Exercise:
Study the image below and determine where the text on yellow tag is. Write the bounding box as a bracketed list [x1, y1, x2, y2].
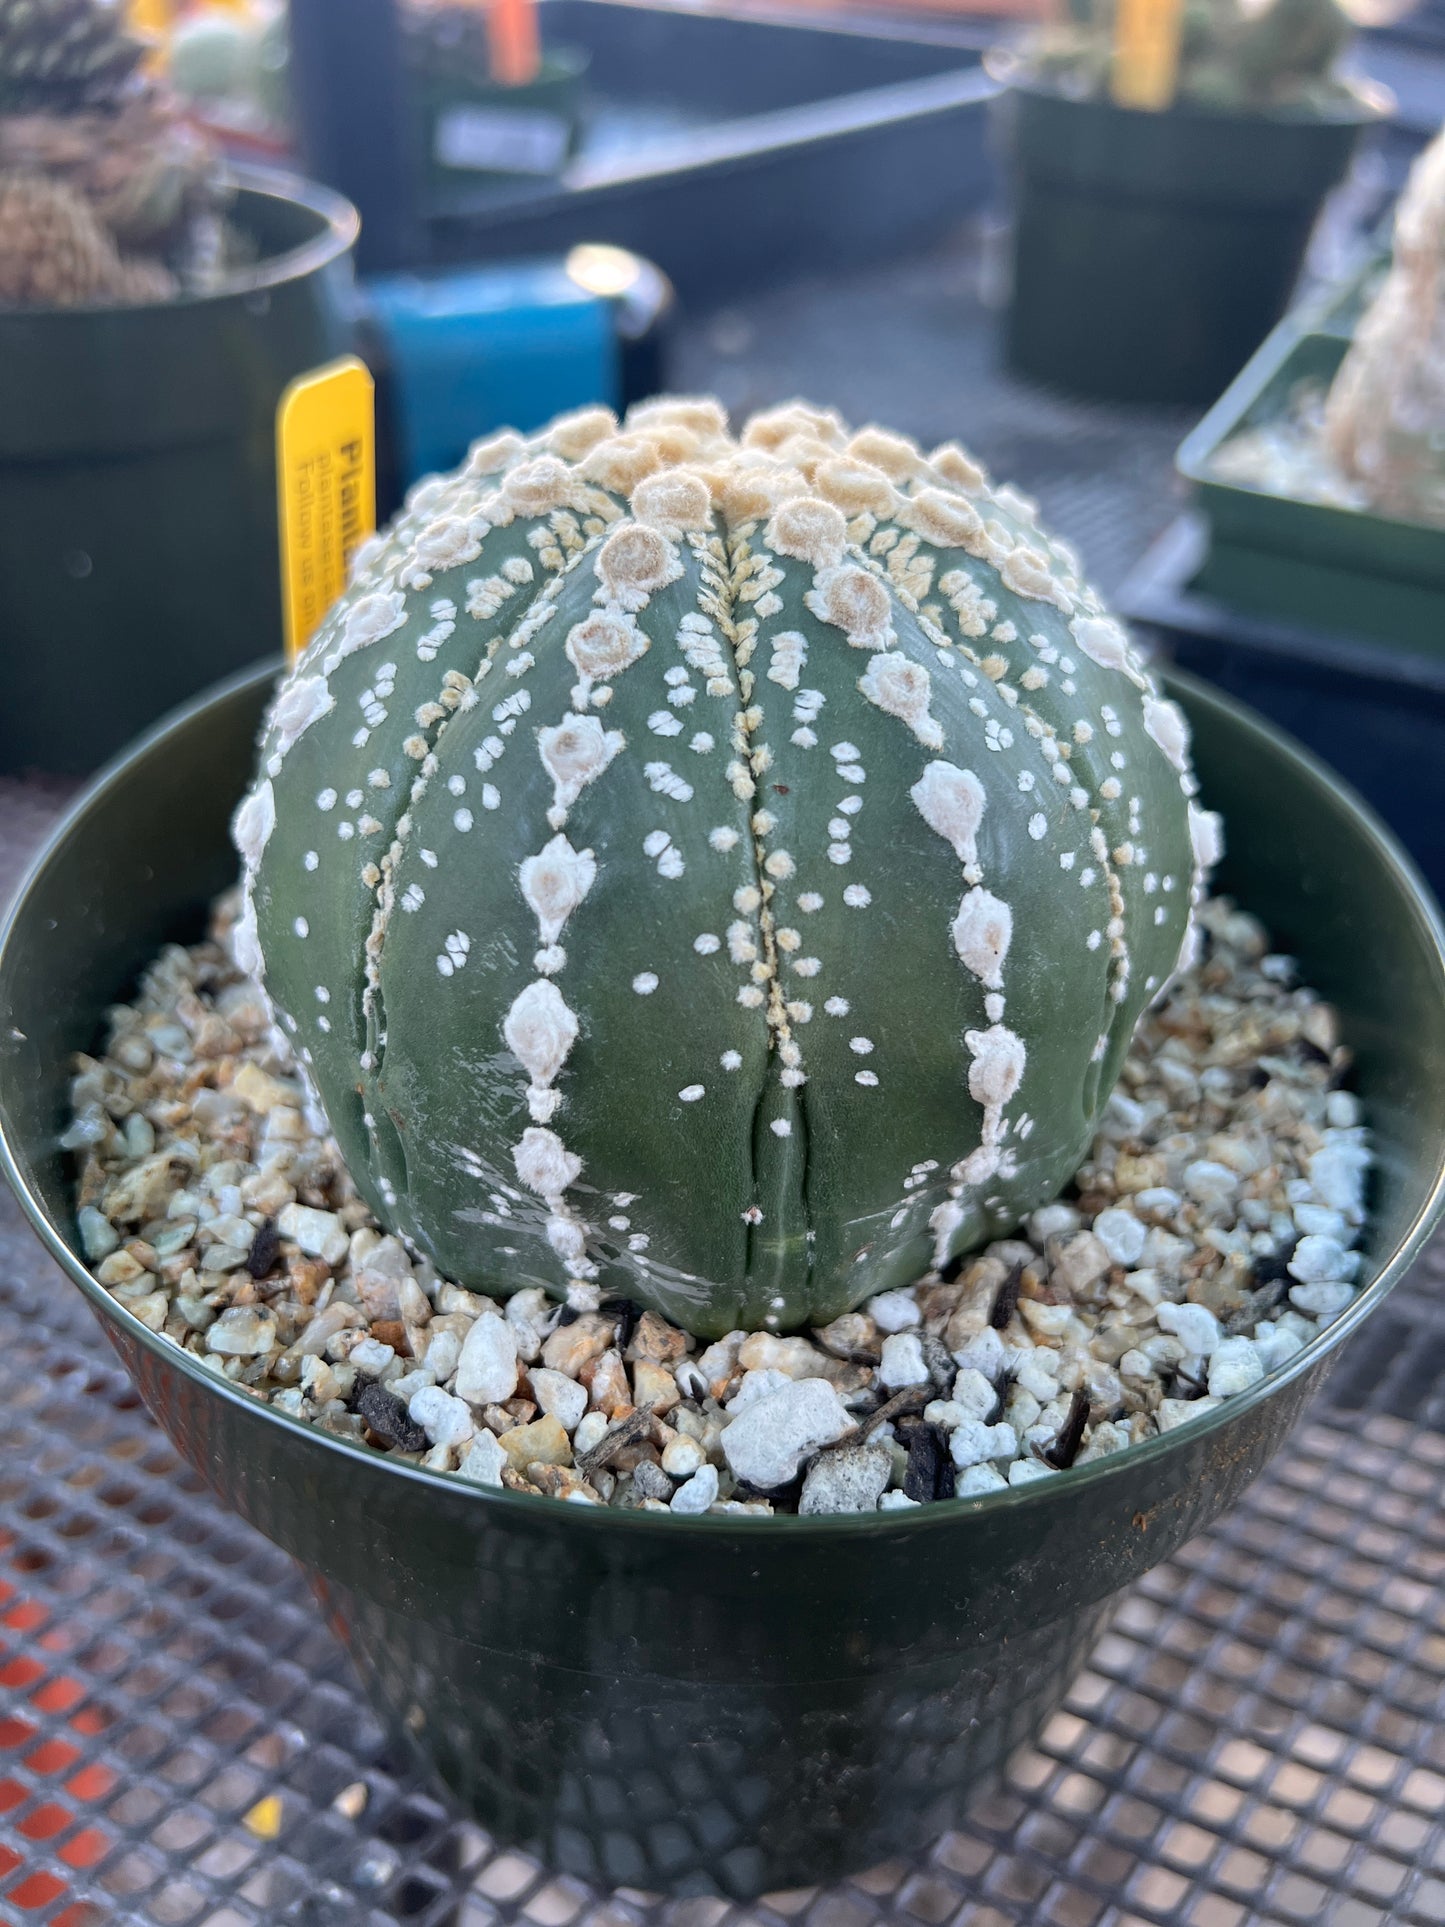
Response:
[276, 356, 377, 665]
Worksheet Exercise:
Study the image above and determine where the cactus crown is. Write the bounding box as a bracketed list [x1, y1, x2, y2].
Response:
[235, 399, 1214, 1341]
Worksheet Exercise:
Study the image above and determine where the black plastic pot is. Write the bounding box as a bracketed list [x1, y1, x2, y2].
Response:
[1118, 514, 1445, 904]
[993, 60, 1384, 406]
[0, 165, 358, 778]
[2, 665, 1443, 1897]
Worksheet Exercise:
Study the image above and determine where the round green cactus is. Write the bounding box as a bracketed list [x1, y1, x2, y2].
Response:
[234, 399, 1213, 1339]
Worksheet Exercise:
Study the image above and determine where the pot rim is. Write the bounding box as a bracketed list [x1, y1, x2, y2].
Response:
[3, 661, 1442, 1538]
[983, 47, 1394, 129]
[0, 161, 360, 322]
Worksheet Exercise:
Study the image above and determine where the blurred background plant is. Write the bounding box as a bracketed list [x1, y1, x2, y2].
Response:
[167, 0, 289, 146]
[0, 0, 231, 305]
[1022, 0, 1366, 111]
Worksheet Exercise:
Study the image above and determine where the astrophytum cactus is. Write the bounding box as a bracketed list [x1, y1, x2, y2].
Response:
[234, 399, 1216, 1339]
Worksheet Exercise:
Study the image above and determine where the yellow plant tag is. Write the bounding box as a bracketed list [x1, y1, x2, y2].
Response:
[127, 0, 174, 34]
[1111, 0, 1185, 111]
[275, 356, 376, 665]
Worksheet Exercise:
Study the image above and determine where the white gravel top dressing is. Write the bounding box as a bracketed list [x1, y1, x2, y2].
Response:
[64, 894, 1370, 1515]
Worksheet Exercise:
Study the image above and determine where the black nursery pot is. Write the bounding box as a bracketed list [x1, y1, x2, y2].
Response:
[2, 665, 1444, 1896]
[0, 166, 358, 777]
[994, 62, 1383, 406]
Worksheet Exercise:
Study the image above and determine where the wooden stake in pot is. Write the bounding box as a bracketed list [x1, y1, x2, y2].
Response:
[1111, 0, 1185, 109]
[488, 0, 540, 85]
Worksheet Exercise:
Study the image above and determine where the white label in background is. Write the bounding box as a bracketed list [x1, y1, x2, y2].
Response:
[434, 106, 570, 174]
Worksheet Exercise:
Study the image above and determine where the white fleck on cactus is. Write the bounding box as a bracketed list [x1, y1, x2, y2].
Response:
[234, 398, 1214, 1339]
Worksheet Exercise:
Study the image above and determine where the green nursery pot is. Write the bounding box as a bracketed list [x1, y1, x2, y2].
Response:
[2, 663, 1443, 1896]
[992, 60, 1384, 406]
[0, 166, 358, 777]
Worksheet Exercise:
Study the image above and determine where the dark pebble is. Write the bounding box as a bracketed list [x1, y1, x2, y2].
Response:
[921, 1332, 955, 1393]
[990, 1262, 1025, 1329]
[1042, 1389, 1090, 1470]
[613, 1298, 642, 1352]
[351, 1379, 428, 1453]
[631, 1460, 674, 1502]
[1249, 1240, 1298, 1304]
[245, 1219, 281, 1280]
[903, 1423, 955, 1504]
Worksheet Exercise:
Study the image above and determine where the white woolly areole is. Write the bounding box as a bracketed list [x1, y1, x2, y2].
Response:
[631, 469, 713, 532]
[327, 588, 408, 668]
[930, 1198, 966, 1267]
[231, 891, 263, 981]
[505, 456, 572, 515]
[930, 442, 988, 493]
[766, 496, 848, 569]
[813, 457, 896, 516]
[745, 402, 847, 453]
[504, 980, 579, 1091]
[538, 715, 625, 826]
[911, 760, 987, 868]
[964, 1025, 1027, 1108]
[232, 780, 276, 871]
[903, 488, 985, 551]
[466, 430, 525, 478]
[411, 516, 482, 572]
[999, 546, 1062, 605]
[1070, 614, 1132, 673]
[269, 676, 335, 757]
[596, 524, 682, 610]
[846, 427, 921, 482]
[543, 405, 616, 460]
[767, 630, 807, 690]
[858, 652, 944, 749]
[805, 564, 895, 650]
[1143, 695, 1191, 773]
[629, 396, 729, 440]
[513, 1126, 581, 1200]
[519, 835, 597, 945]
[580, 433, 661, 495]
[1189, 801, 1225, 872]
[564, 611, 648, 684]
[951, 888, 1013, 990]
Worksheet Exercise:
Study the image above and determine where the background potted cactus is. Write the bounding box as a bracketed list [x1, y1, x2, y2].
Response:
[0, 0, 358, 775]
[992, 0, 1388, 405]
[404, 0, 587, 197]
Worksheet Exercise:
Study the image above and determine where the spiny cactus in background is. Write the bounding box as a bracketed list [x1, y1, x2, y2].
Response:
[1325, 123, 1445, 527]
[0, 0, 227, 308]
[0, 166, 171, 302]
[1025, 0, 1354, 111]
[234, 400, 1215, 1340]
[0, 0, 142, 110]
